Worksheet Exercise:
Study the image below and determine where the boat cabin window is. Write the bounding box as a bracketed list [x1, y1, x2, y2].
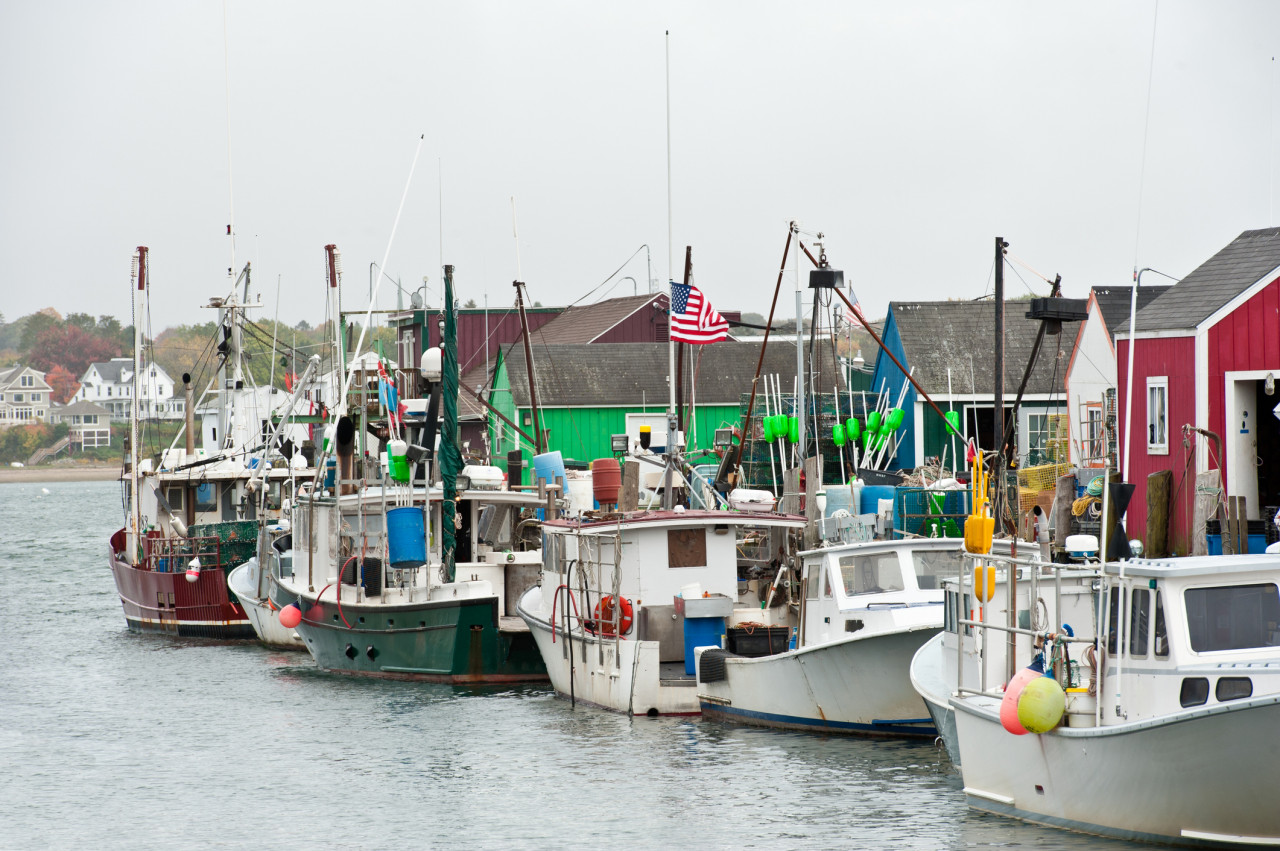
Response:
[1185, 583, 1280, 652]
[165, 487, 184, 510]
[1106, 587, 1123, 655]
[668, 528, 707, 568]
[944, 588, 973, 634]
[838, 552, 905, 596]
[824, 567, 833, 599]
[1154, 591, 1169, 658]
[1129, 587, 1150, 658]
[806, 561, 821, 600]
[195, 482, 217, 513]
[1179, 677, 1209, 707]
[915, 548, 961, 590]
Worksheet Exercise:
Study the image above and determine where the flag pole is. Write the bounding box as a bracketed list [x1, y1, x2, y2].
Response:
[663, 29, 676, 509]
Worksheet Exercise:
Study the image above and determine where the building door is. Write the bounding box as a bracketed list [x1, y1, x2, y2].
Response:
[1256, 379, 1280, 524]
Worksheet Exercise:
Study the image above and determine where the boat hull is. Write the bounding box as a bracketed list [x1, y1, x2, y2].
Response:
[278, 586, 547, 684]
[952, 692, 1280, 847]
[698, 626, 939, 736]
[108, 547, 254, 640]
[909, 631, 961, 765]
[226, 561, 305, 649]
[518, 585, 699, 716]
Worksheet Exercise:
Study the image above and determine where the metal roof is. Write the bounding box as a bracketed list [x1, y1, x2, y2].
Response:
[1119, 227, 1280, 333]
[1090, 285, 1171, 340]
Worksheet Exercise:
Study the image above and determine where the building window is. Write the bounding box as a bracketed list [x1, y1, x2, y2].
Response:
[13, 393, 22, 403]
[1026, 413, 1051, 465]
[1146, 377, 1168, 454]
[30, 393, 40, 402]
[20, 375, 33, 387]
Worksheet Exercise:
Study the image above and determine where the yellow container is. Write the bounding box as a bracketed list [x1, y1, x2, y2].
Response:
[964, 514, 994, 554]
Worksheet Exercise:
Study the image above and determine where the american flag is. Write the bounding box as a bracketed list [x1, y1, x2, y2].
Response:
[670, 281, 729, 344]
[843, 287, 861, 323]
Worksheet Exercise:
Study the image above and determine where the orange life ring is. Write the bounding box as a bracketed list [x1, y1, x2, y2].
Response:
[588, 595, 634, 636]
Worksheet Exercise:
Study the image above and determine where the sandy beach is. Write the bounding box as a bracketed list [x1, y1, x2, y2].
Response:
[0, 464, 122, 483]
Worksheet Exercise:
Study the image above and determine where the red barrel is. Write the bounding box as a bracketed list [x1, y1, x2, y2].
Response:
[591, 457, 622, 506]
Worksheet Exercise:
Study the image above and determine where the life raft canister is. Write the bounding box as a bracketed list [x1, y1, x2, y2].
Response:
[587, 595, 634, 636]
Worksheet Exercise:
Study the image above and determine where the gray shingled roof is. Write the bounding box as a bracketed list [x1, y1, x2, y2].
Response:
[87, 359, 134, 383]
[885, 301, 1079, 397]
[528, 294, 668, 345]
[1091, 285, 1170, 340]
[502, 342, 844, 408]
[1119, 227, 1280, 333]
[53, 400, 112, 417]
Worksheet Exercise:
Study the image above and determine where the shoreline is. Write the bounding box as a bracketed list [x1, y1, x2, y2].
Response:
[0, 464, 122, 483]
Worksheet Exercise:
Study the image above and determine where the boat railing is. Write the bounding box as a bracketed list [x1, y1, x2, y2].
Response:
[141, 532, 225, 573]
[953, 548, 1099, 697]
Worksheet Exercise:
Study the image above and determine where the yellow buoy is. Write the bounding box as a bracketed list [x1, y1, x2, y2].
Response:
[972, 563, 995, 602]
[1017, 676, 1066, 734]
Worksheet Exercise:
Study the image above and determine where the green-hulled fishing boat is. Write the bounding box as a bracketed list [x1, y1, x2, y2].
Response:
[269, 264, 548, 682]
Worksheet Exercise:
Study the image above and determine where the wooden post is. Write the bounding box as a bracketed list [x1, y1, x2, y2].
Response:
[803, 456, 821, 549]
[620, 461, 640, 512]
[1191, 469, 1220, 556]
[1146, 469, 1172, 558]
[1052, 472, 1076, 552]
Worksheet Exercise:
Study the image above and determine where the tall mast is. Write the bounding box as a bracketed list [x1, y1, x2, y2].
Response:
[513, 280, 543, 456]
[993, 236, 1007, 532]
[129, 247, 147, 565]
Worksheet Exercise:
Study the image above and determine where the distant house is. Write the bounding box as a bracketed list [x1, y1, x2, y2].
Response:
[1063, 285, 1171, 470]
[0, 365, 52, 427]
[49, 400, 113, 448]
[870, 301, 1080, 471]
[75, 357, 183, 421]
[1117, 227, 1280, 553]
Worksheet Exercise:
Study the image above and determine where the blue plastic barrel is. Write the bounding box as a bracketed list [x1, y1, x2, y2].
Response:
[860, 484, 896, 515]
[824, 485, 856, 518]
[386, 506, 426, 567]
[532, 451, 567, 489]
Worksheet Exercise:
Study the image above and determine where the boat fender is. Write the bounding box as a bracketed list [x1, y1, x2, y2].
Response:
[1000, 667, 1040, 735]
[1017, 676, 1065, 734]
[279, 603, 302, 629]
[586, 595, 634, 636]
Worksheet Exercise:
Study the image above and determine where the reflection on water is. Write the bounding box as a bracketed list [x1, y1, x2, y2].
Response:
[1, 481, 1148, 850]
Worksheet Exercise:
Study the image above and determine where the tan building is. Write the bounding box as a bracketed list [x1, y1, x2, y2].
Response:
[0, 365, 52, 427]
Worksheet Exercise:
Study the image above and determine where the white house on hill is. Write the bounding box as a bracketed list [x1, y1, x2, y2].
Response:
[76, 357, 183, 421]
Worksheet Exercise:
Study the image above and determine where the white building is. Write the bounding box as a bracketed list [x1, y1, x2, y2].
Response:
[1064, 286, 1170, 469]
[0, 365, 52, 426]
[76, 357, 184, 421]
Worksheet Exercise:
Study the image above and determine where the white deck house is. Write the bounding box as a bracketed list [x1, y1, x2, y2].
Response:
[0, 365, 52, 426]
[76, 357, 183, 421]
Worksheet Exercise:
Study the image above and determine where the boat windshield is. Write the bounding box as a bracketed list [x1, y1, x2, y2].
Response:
[914, 548, 961, 590]
[1185, 582, 1280, 652]
[838, 551, 904, 596]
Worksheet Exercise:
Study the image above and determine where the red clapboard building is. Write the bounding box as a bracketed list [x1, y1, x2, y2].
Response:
[1116, 227, 1280, 554]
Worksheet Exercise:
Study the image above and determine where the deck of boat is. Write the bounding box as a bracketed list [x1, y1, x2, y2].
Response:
[499, 616, 530, 633]
[659, 661, 696, 687]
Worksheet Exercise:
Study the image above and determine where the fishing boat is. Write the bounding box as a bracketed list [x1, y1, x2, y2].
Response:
[938, 532, 1280, 846]
[696, 536, 959, 736]
[517, 508, 808, 715]
[108, 247, 317, 638]
[268, 263, 550, 682]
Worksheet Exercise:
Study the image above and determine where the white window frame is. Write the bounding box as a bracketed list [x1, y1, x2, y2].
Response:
[1146, 376, 1169, 455]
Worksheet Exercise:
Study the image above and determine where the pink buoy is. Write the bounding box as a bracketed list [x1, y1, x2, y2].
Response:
[279, 604, 302, 629]
[1000, 667, 1040, 735]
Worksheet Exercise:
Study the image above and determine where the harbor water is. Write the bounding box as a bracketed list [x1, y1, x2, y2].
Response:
[2, 480, 1151, 849]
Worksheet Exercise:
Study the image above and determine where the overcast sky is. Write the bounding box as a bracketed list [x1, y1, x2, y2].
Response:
[3, 1, 1279, 333]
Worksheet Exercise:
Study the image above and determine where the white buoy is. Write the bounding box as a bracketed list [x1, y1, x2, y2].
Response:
[185, 557, 202, 583]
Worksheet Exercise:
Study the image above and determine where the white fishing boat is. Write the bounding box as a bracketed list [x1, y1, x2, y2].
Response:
[943, 543, 1280, 848]
[516, 508, 808, 715]
[227, 538, 304, 648]
[696, 536, 959, 736]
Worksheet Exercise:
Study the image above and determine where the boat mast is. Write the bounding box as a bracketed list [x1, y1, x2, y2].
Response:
[129, 246, 147, 565]
[513, 280, 543, 456]
[993, 237, 1007, 533]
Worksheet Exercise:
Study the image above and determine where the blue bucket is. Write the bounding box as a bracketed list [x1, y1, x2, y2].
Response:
[387, 506, 426, 567]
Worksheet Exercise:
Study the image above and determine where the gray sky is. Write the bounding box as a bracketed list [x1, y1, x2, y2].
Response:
[3, 1, 1279, 332]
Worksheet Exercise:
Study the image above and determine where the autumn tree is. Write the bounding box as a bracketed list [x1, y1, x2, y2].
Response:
[45, 364, 80, 404]
[28, 324, 122, 378]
